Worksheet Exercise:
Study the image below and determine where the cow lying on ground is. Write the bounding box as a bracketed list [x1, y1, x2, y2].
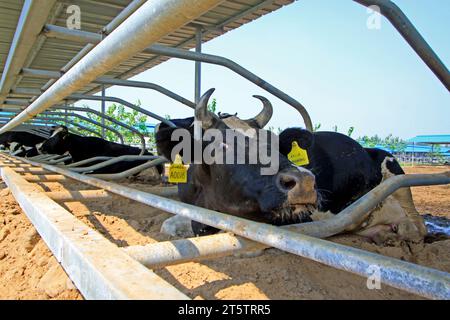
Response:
[37, 126, 162, 174]
[0, 131, 48, 150]
[156, 89, 426, 244]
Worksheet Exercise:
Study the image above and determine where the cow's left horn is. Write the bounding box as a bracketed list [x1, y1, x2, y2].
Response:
[195, 88, 216, 129]
[246, 95, 273, 128]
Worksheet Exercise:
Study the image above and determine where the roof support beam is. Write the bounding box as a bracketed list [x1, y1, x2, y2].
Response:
[0, 0, 223, 134]
[0, 0, 57, 106]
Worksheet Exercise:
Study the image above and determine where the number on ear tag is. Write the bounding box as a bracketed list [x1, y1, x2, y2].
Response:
[288, 141, 309, 166]
[167, 154, 189, 183]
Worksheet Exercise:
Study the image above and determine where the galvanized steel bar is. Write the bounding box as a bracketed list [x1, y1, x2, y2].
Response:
[67, 94, 177, 127]
[20, 68, 195, 108]
[0, 0, 224, 133]
[354, 0, 450, 91]
[67, 155, 158, 173]
[3, 107, 124, 143]
[0, 166, 189, 299]
[195, 26, 202, 103]
[53, 105, 146, 154]
[64, 156, 114, 168]
[40, 25, 313, 130]
[14, 155, 450, 300]
[90, 158, 167, 180]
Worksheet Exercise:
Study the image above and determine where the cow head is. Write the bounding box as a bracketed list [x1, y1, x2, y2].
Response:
[156, 89, 318, 229]
[37, 125, 69, 155]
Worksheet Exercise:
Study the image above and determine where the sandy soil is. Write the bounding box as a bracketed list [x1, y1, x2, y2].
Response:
[0, 165, 448, 300]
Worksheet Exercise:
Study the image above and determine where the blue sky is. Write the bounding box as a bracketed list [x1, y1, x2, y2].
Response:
[79, 0, 449, 139]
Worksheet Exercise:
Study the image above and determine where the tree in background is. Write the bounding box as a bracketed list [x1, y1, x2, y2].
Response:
[71, 102, 151, 145]
[208, 98, 218, 113]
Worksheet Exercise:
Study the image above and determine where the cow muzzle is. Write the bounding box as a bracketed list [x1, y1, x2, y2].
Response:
[272, 169, 318, 224]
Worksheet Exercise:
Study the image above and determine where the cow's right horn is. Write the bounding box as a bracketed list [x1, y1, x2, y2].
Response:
[195, 88, 216, 129]
[245, 95, 273, 128]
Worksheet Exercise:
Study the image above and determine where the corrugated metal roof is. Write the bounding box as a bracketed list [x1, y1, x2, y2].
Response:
[408, 135, 450, 144]
[0, 0, 294, 102]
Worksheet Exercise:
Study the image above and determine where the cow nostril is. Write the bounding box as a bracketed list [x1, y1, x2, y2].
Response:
[278, 174, 298, 192]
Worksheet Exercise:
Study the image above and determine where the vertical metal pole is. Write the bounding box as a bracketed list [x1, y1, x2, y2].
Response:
[194, 26, 202, 103]
[101, 85, 106, 138]
[64, 100, 68, 126]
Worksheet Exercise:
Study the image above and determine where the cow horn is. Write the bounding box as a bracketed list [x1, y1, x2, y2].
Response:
[195, 88, 216, 129]
[246, 95, 273, 128]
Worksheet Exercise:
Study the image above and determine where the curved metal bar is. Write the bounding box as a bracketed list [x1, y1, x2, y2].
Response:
[40, 25, 313, 131]
[1, 116, 98, 138]
[21, 68, 196, 108]
[44, 111, 124, 144]
[354, 0, 450, 91]
[64, 156, 114, 168]
[1, 101, 146, 155]
[15, 155, 450, 300]
[3, 107, 124, 143]
[31, 116, 102, 138]
[90, 158, 167, 180]
[47, 155, 73, 164]
[68, 155, 158, 173]
[55, 106, 146, 155]
[68, 94, 176, 128]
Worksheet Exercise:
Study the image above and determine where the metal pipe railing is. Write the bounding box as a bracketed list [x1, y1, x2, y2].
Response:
[354, 0, 450, 91]
[41, 24, 313, 131]
[21, 68, 195, 108]
[66, 94, 176, 128]
[16, 155, 450, 299]
[54, 106, 146, 155]
[30, 116, 102, 138]
[63, 156, 114, 168]
[90, 158, 167, 180]
[3, 107, 124, 143]
[0, 0, 224, 134]
[67, 155, 158, 173]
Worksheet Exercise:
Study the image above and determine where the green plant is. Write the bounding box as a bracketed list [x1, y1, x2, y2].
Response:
[71, 102, 150, 145]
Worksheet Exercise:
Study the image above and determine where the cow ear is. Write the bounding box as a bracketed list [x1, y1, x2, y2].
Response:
[155, 127, 179, 160]
[278, 128, 313, 156]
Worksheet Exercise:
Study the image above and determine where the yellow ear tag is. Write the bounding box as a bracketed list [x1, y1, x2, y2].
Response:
[167, 154, 189, 183]
[288, 141, 309, 166]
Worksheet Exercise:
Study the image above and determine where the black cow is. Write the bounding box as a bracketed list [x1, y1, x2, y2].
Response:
[156, 89, 426, 242]
[38, 126, 162, 174]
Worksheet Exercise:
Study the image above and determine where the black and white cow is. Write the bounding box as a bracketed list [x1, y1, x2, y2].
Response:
[38, 126, 162, 174]
[156, 89, 426, 243]
[0, 131, 48, 151]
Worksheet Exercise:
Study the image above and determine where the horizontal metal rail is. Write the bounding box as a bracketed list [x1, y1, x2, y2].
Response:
[0, 164, 189, 299]
[12, 154, 450, 300]
[353, 0, 450, 91]
[41, 24, 313, 131]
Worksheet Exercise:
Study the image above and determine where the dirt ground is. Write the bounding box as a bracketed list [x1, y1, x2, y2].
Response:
[0, 165, 448, 300]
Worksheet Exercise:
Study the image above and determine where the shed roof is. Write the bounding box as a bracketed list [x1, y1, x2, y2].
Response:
[407, 135, 450, 144]
[0, 0, 294, 103]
